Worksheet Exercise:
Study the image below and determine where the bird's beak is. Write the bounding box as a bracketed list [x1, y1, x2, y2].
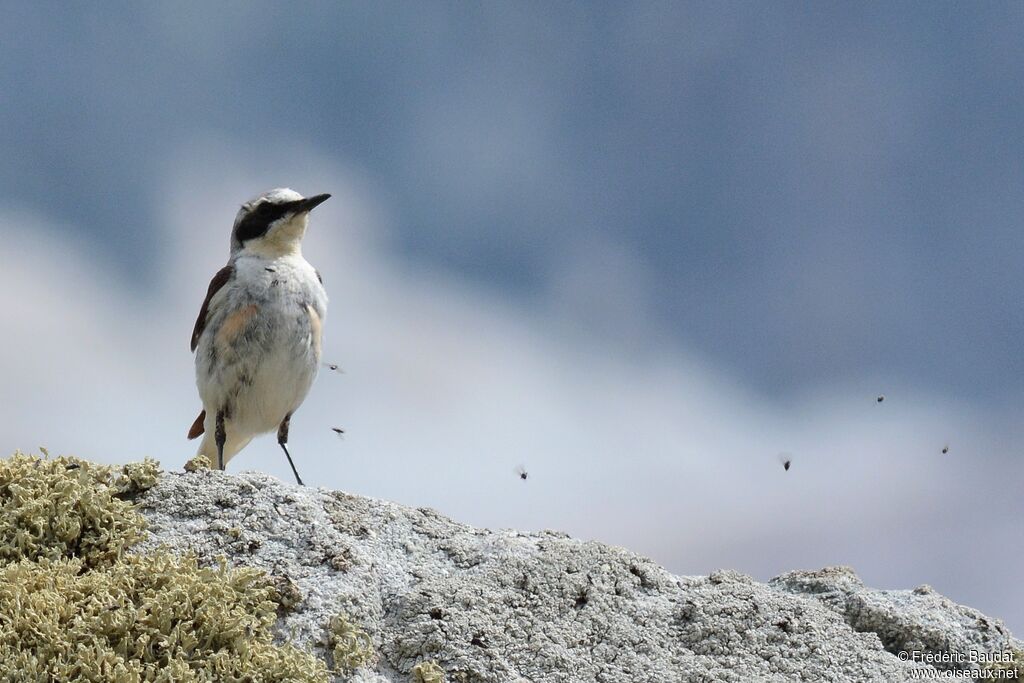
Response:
[293, 193, 331, 213]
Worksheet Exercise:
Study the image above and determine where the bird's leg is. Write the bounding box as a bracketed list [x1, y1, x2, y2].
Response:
[215, 409, 226, 471]
[277, 413, 304, 486]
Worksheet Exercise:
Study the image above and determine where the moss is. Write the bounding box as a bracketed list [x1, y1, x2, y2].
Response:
[0, 451, 158, 568]
[0, 552, 327, 681]
[328, 614, 376, 671]
[412, 660, 446, 683]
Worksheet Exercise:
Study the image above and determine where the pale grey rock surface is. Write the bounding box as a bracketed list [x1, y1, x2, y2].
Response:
[771, 567, 1021, 675]
[133, 470, 1019, 682]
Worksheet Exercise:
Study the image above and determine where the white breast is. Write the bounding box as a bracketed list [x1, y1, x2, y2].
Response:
[195, 252, 328, 444]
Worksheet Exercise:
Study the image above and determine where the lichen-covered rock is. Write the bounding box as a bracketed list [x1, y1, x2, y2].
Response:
[0, 452, 328, 682]
[2, 453, 1016, 682]
[133, 469, 1022, 682]
[772, 567, 1022, 678]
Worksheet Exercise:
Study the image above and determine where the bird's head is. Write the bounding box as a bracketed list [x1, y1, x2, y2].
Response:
[230, 188, 330, 256]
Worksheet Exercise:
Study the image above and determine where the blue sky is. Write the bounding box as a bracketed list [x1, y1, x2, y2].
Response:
[2, 3, 1022, 633]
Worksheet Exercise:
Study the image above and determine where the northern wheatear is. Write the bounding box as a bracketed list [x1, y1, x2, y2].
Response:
[188, 188, 330, 485]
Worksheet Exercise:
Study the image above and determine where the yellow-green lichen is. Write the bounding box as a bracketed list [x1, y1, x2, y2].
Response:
[115, 458, 162, 495]
[0, 451, 331, 681]
[412, 660, 446, 683]
[183, 454, 211, 472]
[0, 451, 159, 567]
[0, 552, 327, 682]
[328, 614, 376, 671]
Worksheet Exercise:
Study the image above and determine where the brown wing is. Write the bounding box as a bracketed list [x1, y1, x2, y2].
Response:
[191, 265, 234, 352]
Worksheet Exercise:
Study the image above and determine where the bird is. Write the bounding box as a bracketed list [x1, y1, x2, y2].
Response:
[187, 188, 330, 486]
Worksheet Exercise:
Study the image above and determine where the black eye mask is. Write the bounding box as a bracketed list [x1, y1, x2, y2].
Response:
[234, 201, 294, 243]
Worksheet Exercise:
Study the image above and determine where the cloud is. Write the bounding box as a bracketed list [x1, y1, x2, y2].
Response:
[1, 140, 1021, 634]
[4, 3, 1024, 404]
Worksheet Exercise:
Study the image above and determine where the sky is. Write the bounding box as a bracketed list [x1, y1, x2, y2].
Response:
[1, 3, 1022, 634]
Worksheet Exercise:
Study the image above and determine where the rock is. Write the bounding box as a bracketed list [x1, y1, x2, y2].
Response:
[134, 470, 1021, 682]
[772, 568, 1021, 675]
